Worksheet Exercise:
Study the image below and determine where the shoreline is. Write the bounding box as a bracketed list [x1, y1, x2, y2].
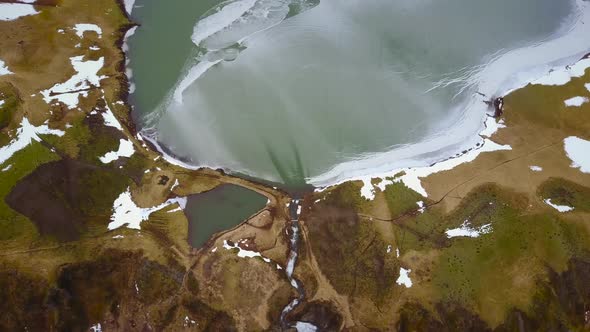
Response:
[122, 0, 590, 197]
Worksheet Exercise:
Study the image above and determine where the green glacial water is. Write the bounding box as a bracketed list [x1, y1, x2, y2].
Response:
[185, 184, 267, 248]
[127, 0, 583, 188]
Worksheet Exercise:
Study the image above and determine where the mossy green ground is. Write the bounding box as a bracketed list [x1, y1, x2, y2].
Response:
[0, 142, 58, 242]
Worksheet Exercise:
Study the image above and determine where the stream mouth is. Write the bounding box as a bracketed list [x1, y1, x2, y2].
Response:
[127, 0, 587, 188]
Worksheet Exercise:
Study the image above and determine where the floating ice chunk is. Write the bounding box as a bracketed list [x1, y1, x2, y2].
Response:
[0, 60, 12, 76]
[74, 23, 102, 38]
[529, 165, 543, 172]
[0, 3, 39, 21]
[544, 199, 574, 212]
[445, 220, 492, 238]
[174, 60, 221, 104]
[0, 117, 65, 165]
[99, 139, 135, 163]
[191, 0, 258, 46]
[108, 187, 186, 230]
[396, 268, 412, 288]
[532, 58, 590, 86]
[41, 56, 105, 109]
[564, 136, 590, 173]
[480, 116, 506, 138]
[295, 321, 318, 332]
[564, 96, 589, 107]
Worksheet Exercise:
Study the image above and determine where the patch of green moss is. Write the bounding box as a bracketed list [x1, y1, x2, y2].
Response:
[323, 181, 368, 211]
[504, 69, 590, 135]
[42, 115, 91, 158]
[431, 184, 588, 322]
[538, 177, 590, 213]
[136, 260, 183, 304]
[0, 86, 20, 130]
[0, 141, 59, 241]
[383, 182, 426, 218]
[306, 205, 398, 302]
[76, 167, 131, 219]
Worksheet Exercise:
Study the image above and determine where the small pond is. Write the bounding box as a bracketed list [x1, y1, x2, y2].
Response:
[185, 184, 268, 248]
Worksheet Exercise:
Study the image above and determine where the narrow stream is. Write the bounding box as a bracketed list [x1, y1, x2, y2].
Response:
[280, 198, 317, 331]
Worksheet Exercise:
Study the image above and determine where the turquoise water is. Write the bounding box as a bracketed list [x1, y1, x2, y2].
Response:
[128, 0, 576, 187]
[185, 184, 267, 248]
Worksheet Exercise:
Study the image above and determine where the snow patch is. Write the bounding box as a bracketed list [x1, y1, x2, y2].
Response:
[416, 201, 425, 213]
[89, 323, 102, 332]
[0, 3, 39, 21]
[0, 60, 13, 76]
[529, 165, 543, 172]
[74, 23, 102, 38]
[544, 199, 574, 212]
[357, 139, 511, 199]
[396, 268, 412, 288]
[108, 188, 186, 230]
[101, 100, 123, 130]
[170, 178, 180, 191]
[0, 118, 65, 165]
[564, 136, 590, 173]
[222, 240, 272, 262]
[445, 220, 492, 238]
[99, 139, 135, 163]
[564, 96, 589, 107]
[532, 58, 590, 86]
[41, 56, 106, 109]
[479, 116, 506, 138]
[295, 321, 318, 332]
